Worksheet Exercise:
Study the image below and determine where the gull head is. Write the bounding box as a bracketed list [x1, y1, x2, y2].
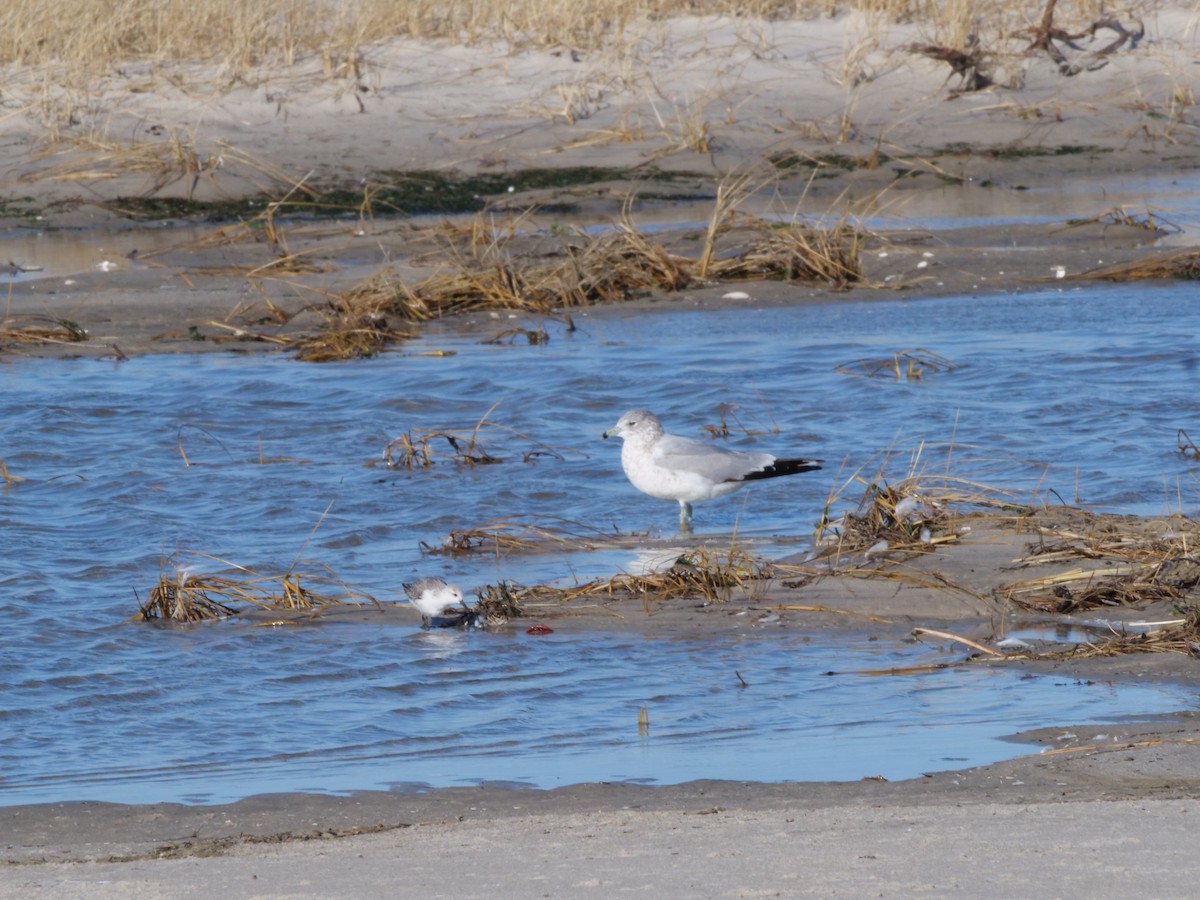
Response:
[602, 409, 664, 443]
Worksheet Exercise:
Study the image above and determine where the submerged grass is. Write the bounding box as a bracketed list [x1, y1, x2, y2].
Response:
[835, 347, 959, 381]
[382, 401, 536, 469]
[422, 515, 625, 556]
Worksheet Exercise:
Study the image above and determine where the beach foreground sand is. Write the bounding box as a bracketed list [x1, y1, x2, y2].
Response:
[3, 8, 1200, 895]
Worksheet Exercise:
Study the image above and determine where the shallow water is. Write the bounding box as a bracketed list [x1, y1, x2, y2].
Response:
[3, 281, 1200, 806]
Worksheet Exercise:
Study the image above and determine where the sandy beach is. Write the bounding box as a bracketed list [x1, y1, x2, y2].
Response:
[3, 5, 1200, 895]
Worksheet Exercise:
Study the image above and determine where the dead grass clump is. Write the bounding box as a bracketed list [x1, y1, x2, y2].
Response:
[811, 443, 1023, 565]
[1000, 510, 1200, 613]
[289, 294, 416, 362]
[137, 573, 240, 623]
[383, 402, 573, 471]
[383, 419, 502, 471]
[706, 220, 863, 287]
[999, 561, 1190, 613]
[1070, 248, 1200, 282]
[563, 226, 695, 299]
[323, 211, 862, 355]
[135, 562, 377, 623]
[469, 545, 774, 617]
[382, 222, 694, 321]
[1064, 207, 1182, 235]
[474, 581, 525, 627]
[835, 348, 959, 381]
[0, 317, 89, 346]
[555, 545, 773, 608]
[996, 602, 1200, 661]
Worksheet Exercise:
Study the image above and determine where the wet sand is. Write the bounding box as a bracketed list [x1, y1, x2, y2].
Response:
[2, 9, 1200, 895]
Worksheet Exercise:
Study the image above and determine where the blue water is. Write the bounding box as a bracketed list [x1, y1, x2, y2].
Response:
[2, 281, 1199, 806]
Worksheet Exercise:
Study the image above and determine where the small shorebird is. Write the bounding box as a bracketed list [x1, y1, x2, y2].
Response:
[602, 409, 822, 530]
[403, 578, 470, 628]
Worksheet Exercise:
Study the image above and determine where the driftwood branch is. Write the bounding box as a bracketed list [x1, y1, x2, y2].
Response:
[912, 0, 1143, 91]
[907, 37, 991, 93]
[1025, 0, 1144, 76]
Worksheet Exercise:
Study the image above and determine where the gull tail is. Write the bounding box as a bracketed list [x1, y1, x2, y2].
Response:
[740, 457, 823, 482]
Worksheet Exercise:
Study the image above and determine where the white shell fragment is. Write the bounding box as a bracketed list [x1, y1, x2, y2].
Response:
[864, 540, 889, 559]
[893, 496, 923, 521]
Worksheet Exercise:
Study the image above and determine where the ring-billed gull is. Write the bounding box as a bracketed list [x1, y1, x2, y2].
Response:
[602, 409, 821, 529]
[403, 578, 470, 628]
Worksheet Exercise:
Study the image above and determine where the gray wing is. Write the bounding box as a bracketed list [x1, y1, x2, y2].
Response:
[404, 577, 446, 598]
[652, 433, 774, 482]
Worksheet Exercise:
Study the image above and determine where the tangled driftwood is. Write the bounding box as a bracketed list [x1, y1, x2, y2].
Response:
[1024, 0, 1144, 76]
[911, 0, 1143, 92]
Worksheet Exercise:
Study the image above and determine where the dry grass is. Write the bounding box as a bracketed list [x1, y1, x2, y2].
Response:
[1068, 248, 1200, 282]
[1023, 604, 1200, 658]
[135, 558, 378, 623]
[288, 294, 415, 362]
[810, 441, 1029, 565]
[0, 0, 1148, 74]
[705, 217, 864, 287]
[22, 133, 310, 203]
[0, 316, 89, 346]
[998, 508, 1200, 613]
[300, 209, 862, 359]
[476, 543, 775, 615]
[1063, 207, 1183, 235]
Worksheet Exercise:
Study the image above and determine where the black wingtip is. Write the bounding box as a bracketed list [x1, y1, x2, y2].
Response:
[740, 457, 823, 482]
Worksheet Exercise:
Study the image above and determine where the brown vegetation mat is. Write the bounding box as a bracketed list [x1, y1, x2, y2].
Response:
[288, 213, 862, 360]
[0, 317, 89, 347]
[473, 545, 776, 620]
[135, 560, 377, 623]
[1070, 248, 1200, 282]
[999, 509, 1200, 614]
[809, 443, 1027, 565]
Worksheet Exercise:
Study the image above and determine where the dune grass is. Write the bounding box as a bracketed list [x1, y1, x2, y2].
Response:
[1, 0, 1140, 81]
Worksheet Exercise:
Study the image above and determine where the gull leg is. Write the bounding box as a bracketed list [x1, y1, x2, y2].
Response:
[679, 501, 694, 533]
